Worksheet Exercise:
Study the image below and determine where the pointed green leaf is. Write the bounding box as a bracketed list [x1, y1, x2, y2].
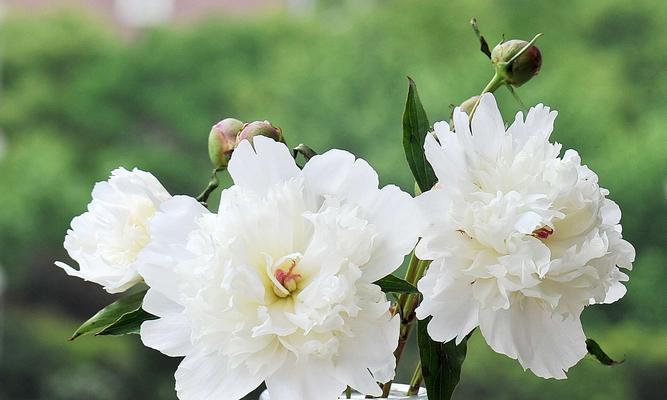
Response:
[70, 289, 153, 340]
[417, 317, 469, 400]
[374, 275, 418, 294]
[586, 338, 624, 366]
[97, 308, 157, 336]
[402, 77, 437, 192]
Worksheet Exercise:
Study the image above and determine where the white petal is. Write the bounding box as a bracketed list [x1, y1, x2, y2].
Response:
[142, 287, 184, 317]
[175, 349, 264, 400]
[600, 268, 630, 304]
[302, 149, 355, 195]
[600, 199, 622, 226]
[303, 148, 379, 205]
[361, 185, 422, 282]
[140, 290, 192, 357]
[515, 211, 543, 234]
[56, 168, 171, 293]
[148, 195, 209, 246]
[452, 106, 471, 138]
[334, 313, 399, 395]
[304, 149, 419, 282]
[227, 136, 301, 196]
[141, 316, 192, 357]
[54, 261, 141, 294]
[137, 195, 210, 302]
[423, 131, 458, 185]
[602, 280, 627, 304]
[416, 261, 479, 344]
[479, 298, 587, 379]
[265, 355, 345, 400]
[470, 93, 505, 159]
[507, 103, 557, 145]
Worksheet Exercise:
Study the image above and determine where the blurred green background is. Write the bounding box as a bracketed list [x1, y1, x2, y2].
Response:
[0, 0, 665, 399]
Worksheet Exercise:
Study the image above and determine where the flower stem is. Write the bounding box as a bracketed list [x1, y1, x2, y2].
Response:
[468, 72, 505, 120]
[481, 71, 505, 94]
[396, 253, 421, 313]
[196, 168, 221, 207]
[407, 360, 423, 396]
[382, 254, 430, 397]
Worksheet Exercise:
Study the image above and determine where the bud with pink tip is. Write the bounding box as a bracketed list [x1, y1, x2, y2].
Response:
[237, 120, 284, 145]
[208, 118, 244, 169]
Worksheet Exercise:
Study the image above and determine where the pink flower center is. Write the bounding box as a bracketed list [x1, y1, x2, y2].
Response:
[274, 260, 301, 293]
[532, 226, 554, 239]
[267, 253, 303, 298]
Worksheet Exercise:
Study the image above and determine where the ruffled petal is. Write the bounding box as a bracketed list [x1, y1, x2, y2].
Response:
[416, 259, 479, 344]
[334, 312, 399, 395]
[56, 168, 171, 293]
[479, 297, 587, 379]
[507, 103, 558, 146]
[304, 149, 419, 282]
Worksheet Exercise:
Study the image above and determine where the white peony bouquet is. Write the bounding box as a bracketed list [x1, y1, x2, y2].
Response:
[58, 22, 634, 400]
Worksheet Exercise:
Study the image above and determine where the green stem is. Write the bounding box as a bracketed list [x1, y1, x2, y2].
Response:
[196, 168, 221, 206]
[397, 253, 421, 313]
[481, 71, 505, 94]
[468, 72, 504, 120]
[407, 360, 423, 396]
[382, 256, 430, 397]
[345, 386, 352, 399]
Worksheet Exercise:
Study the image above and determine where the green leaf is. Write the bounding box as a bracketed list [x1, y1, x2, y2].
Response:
[417, 317, 469, 400]
[402, 77, 437, 193]
[97, 308, 157, 336]
[70, 289, 154, 340]
[586, 338, 624, 366]
[374, 275, 419, 294]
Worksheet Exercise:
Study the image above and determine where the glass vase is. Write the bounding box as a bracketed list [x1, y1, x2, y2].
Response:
[258, 383, 427, 399]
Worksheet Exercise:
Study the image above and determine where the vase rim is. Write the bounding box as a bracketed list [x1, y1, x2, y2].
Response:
[258, 383, 427, 399]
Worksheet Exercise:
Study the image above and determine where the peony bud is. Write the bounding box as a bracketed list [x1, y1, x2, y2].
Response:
[208, 118, 244, 169]
[491, 39, 542, 86]
[449, 95, 480, 126]
[459, 95, 480, 116]
[237, 120, 284, 145]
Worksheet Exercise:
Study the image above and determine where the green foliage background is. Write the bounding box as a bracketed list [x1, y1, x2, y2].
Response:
[0, 0, 665, 398]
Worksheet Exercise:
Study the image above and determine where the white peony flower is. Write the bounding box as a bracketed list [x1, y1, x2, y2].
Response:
[138, 136, 421, 400]
[416, 93, 635, 379]
[56, 167, 171, 293]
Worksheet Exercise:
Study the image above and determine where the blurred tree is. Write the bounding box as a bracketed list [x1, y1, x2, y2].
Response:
[0, 0, 665, 398]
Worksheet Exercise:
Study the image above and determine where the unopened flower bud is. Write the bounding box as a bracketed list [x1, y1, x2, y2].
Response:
[237, 120, 284, 145]
[459, 95, 480, 116]
[208, 118, 244, 169]
[449, 95, 480, 126]
[491, 39, 542, 86]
